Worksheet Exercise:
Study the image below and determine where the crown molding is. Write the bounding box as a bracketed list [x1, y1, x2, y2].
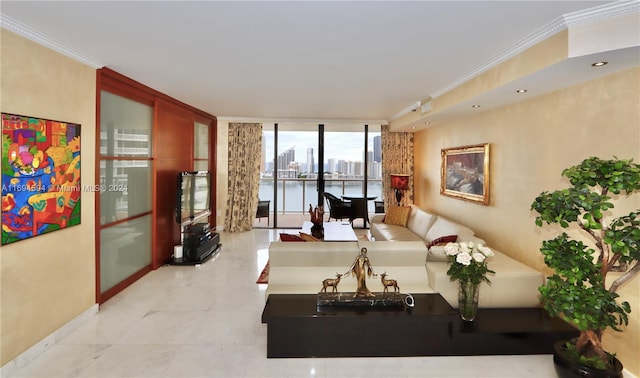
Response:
[430, 1, 639, 99]
[563, 0, 640, 27]
[0, 13, 104, 69]
[217, 116, 387, 125]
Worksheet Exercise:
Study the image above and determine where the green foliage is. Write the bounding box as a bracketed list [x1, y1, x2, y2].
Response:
[606, 211, 640, 264]
[562, 156, 640, 195]
[539, 275, 629, 332]
[531, 157, 640, 369]
[563, 342, 609, 371]
[531, 187, 613, 229]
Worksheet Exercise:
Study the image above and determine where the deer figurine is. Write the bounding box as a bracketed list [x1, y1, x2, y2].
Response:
[321, 273, 343, 293]
[380, 272, 399, 293]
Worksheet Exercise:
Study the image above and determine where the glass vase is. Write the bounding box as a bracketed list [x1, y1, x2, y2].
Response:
[458, 281, 480, 321]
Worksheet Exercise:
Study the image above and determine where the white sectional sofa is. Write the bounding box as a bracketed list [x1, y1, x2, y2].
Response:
[265, 240, 433, 298]
[266, 205, 544, 309]
[370, 205, 483, 245]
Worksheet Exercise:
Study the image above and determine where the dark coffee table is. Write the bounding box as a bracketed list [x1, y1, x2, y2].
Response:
[261, 293, 578, 358]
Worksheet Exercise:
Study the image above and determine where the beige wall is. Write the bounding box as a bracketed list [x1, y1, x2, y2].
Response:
[0, 30, 97, 365]
[414, 67, 640, 375]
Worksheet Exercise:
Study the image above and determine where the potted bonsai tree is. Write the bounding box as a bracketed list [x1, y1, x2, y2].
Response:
[531, 156, 639, 377]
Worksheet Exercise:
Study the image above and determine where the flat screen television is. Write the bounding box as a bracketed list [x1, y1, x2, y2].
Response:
[176, 171, 211, 224]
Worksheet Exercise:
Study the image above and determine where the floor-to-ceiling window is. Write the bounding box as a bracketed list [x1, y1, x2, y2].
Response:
[99, 91, 153, 297]
[256, 122, 382, 228]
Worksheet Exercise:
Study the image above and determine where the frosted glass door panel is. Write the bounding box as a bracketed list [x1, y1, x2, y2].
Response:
[100, 91, 153, 158]
[99, 90, 153, 296]
[100, 161, 152, 224]
[100, 215, 152, 293]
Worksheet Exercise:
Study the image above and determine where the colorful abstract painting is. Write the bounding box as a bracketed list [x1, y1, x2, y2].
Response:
[2, 113, 81, 245]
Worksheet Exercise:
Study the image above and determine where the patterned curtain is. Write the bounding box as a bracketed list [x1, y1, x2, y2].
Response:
[225, 123, 262, 232]
[381, 125, 414, 208]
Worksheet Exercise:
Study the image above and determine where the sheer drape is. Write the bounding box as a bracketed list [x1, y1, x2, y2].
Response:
[225, 123, 262, 232]
[381, 125, 414, 208]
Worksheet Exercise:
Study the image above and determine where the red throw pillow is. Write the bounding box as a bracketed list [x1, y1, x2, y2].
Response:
[426, 235, 458, 249]
[279, 233, 305, 242]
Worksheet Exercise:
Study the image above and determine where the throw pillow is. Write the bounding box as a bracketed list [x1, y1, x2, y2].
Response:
[298, 232, 321, 242]
[383, 206, 411, 226]
[426, 235, 458, 249]
[280, 233, 305, 242]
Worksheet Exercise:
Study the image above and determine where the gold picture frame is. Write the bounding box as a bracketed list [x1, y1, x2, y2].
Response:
[440, 143, 490, 205]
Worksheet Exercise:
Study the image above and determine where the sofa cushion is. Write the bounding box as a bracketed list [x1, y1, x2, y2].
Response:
[384, 206, 411, 226]
[406, 206, 436, 239]
[427, 245, 449, 262]
[358, 241, 428, 265]
[425, 217, 475, 243]
[280, 233, 305, 242]
[373, 223, 424, 241]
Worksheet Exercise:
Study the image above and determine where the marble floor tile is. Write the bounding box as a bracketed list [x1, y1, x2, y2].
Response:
[10, 345, 108, 378]
[8, 228, 563, 378]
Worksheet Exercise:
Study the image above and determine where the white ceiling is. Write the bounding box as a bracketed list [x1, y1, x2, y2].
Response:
[1, 1, 638, 125]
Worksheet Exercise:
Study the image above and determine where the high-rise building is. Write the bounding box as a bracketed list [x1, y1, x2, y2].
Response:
[373, 135, 381, 163]
[367, 151, 374, 164]
[353, 161, 363, 177]
[327, 158, 336, 173]
[306, 147, 314, 173]
[336, 160, 347, 175]
[277, 146, 295, 176]
[368, 161, 381, 179]
[277, 146, 295, 169]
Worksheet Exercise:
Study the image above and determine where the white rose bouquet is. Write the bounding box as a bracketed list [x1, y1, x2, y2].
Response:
[444, 241, 495, 285]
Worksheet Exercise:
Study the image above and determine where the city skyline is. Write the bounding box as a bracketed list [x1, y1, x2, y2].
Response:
[262, 131, 380, 164]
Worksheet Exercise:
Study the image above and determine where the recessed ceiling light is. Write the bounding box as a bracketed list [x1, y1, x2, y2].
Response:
[592, 61, 608, 67]
[472, 104, 481, 108]
[516, 89, 528, 93]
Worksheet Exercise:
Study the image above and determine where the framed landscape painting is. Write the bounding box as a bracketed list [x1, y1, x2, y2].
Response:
[440, 143, 490, 205]
[1, 113, 81, 245]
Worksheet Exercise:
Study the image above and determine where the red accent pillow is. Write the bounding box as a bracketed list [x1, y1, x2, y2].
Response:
[426, 235, 458, 249]
[279, 233, 305, 242]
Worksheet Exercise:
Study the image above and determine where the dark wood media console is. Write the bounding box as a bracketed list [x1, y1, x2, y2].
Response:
[261, 293, 578, 358]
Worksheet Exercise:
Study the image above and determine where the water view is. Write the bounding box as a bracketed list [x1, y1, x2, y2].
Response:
[259, 179, 383, 213]
[258, 128, 384, 218]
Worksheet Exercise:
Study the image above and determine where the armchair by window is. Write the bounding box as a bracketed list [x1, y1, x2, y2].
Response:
[256, 200, 270, 226]
[323, 192, 352, 222]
